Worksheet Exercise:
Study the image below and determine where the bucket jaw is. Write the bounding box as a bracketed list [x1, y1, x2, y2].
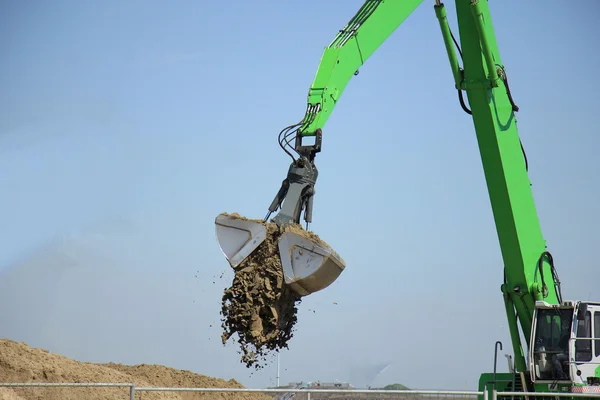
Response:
[214, 213, 345, 296]
[278, 230, 345, 296]
[214, 213, 267, 268]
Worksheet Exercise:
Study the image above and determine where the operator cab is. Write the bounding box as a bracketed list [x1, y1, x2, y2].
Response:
[530, 301, 600, 386]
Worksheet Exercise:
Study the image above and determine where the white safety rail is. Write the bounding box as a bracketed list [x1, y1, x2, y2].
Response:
[0, 383, 599, 400]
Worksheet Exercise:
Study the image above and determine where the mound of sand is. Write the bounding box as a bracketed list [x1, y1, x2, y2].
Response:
[0, 339, 271, 400]
[219, 213, 329, 370]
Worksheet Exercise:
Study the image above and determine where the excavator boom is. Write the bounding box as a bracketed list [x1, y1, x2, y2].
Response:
[215, 0, 600, 394]
[298, 0, 424, 137]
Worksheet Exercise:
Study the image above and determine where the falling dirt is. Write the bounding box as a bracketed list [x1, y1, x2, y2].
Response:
[219, 212, 330, 370]
[0, 339, 271, 400]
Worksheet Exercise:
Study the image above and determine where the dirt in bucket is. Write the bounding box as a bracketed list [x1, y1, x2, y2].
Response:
[219, 212, 328, 370]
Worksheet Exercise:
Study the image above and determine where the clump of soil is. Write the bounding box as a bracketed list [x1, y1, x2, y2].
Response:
[0, 339, 271, 400]
[219, 212, 329, 370]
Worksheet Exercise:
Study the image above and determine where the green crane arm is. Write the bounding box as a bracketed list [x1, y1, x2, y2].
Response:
[272, 0, 564, 375]
[296, 0, 424, 137]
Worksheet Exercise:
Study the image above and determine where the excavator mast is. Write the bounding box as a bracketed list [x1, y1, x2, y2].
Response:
[215, 1, 600, 396]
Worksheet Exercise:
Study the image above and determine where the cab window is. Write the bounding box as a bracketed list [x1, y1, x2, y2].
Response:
[575, 311, 592, 362]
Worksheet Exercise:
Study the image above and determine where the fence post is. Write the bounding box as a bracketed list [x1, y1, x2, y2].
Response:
[484, 385, 489, 400]
[307, 391, 311, 400]
[130, 383, 135, 400]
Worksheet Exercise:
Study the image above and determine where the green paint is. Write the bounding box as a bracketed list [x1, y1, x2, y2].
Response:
[596, 365, 600, 378]
[299, 0, 424, 136]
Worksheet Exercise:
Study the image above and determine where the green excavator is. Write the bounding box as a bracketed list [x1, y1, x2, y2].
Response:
[215, 0, 599, 397]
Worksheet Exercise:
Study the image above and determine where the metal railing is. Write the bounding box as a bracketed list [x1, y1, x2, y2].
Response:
[0, 383, 482, 400]
[0, 383, 598, 399]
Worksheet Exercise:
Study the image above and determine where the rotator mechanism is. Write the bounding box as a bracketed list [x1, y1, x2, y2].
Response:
[265, 127, 322, 229]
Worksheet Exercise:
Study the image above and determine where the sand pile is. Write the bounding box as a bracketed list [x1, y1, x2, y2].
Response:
[0, 339, 271, 400]
[219, 213, 328, 370]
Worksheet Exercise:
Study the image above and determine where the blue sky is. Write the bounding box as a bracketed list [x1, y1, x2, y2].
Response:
[0, 0, 598, 391]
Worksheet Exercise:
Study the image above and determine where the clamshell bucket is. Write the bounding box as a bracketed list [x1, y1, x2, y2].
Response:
[215, 212, 345, 296]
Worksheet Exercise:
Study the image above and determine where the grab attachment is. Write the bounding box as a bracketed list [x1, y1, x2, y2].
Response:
[214, 128, 345, 296]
